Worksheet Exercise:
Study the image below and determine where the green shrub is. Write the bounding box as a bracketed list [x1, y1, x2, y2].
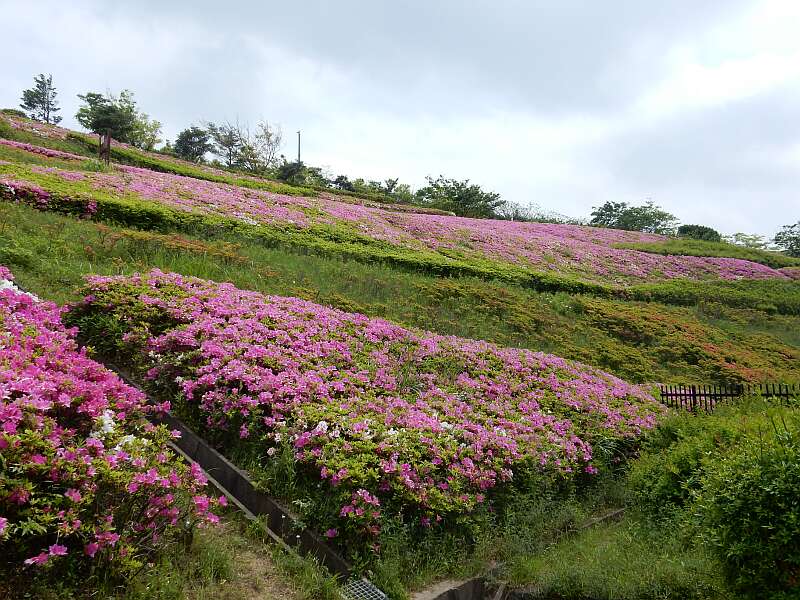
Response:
[628, 402, 800, 598]
[627, 413, 743, 512]
[627, 278, 800, 315]
[0, 244, 36, 269]
[1, 109, 28, 118]
[692, 417, 800, 599]
[677, 224, 722, 242]
[617, 238, 800, 269]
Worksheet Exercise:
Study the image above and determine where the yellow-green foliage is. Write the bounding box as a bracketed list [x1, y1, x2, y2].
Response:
[2, 203, 798, 386]
[617, 238, 800, 269]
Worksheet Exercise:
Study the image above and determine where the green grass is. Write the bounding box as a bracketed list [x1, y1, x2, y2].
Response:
[617, 238, 800, 269]
[0, 117, 96, 157]
[5, 156, 800, 321]
[505, 511, 729, 600]
[0, 508, 340, 600]
[2, 202, 798, 386]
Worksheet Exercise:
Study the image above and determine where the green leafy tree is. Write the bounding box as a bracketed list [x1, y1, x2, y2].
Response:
[384, 178, 399, 195]
[116, 90, 162, 150]
[390, 183, 416, 204]
[20, 74, 62, 124]
[773, 222, 800, 257]
[304, 166, 331, 187]
[724, 232, 768, 250]
[416, 175, 504, 218]
[75, 92, 136, 158]
[275, 159, 307, 185]
[75, 89, 161, 151]
[589, 201, 678, 234]
[332, 174, 355, 191]
[173, 126, 211, 163]
[677, 224, 722, 242]
[206, 122, 243, 168]
[236, 121, 283, 174]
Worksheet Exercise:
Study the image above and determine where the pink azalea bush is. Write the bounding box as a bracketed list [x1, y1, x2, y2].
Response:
[69, 269, 665, 549]
[0, 138, 85, 161]
[0, 115, 71, 140]
[0, 266, 219, 580]
[0, 144, 791, 284]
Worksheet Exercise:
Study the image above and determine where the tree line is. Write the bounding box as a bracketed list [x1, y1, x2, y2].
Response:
[12, 73, 800, 256]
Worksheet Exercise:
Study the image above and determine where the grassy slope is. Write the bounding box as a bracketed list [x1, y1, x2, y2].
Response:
[3, 117, 796, 599]
[2, 202, 798, 385]
[505, 510, 728, 600]
[3, 144, 800, 318]
[617, 238, 800, 269]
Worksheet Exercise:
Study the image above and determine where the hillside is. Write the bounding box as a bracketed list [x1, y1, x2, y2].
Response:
[1, 113, 799, 387]
[1, 112, 799, 598]
[2, 113, 799, 293]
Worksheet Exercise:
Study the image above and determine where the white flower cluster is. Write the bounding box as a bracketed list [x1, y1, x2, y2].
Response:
[0, 278, 40, 301]
[94, 409, 116, 436]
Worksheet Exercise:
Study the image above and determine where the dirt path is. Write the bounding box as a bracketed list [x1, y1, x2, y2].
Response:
[185, 522, 303, 600]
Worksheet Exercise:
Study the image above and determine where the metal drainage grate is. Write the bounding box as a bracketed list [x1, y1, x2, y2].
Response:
[340, 578, 389, 600]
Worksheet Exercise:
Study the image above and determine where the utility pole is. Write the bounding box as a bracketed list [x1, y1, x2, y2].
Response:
[297, 130, 301, 163]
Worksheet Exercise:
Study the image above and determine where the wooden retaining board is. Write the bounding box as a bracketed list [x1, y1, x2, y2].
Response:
[151, 410, 354, 580]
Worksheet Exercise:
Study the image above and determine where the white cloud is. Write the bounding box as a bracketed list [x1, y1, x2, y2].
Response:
[1, 0, 798, 236]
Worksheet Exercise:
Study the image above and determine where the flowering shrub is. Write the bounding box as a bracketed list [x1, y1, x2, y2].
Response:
[0, 266, 219, 581]
[0, 152, 791, 285]
[780, 266, 800, 280]
[69, 270, 664, 550]
[1, 176, 95, 216]
[0, 115, 70, 140]
[0, 138, 85, 161]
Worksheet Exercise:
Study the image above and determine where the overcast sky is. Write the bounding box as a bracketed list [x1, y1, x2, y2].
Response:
[3, 0, 799, 236]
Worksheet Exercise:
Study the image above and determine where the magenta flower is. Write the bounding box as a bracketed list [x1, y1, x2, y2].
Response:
[1, 138, 789, 285]
[72, 269, 666, 536]
[64, 489, 82, 503]
[24, 552, 49, 566]
[0, 265, 214, 570]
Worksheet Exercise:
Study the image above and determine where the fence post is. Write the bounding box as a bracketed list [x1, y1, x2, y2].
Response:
[691, 385, 697, 412]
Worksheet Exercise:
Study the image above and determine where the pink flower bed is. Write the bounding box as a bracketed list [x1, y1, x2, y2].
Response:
[0, 138, 85, 161]
[779, 267, 800, 280]
[0, 140, 792, 284]
[72, 270, 665, 544]
[1, 115, 71, 140]
[0, 267, 220, 575]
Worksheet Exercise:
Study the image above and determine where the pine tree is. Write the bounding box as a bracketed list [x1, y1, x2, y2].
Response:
[20, 74, 62, 124]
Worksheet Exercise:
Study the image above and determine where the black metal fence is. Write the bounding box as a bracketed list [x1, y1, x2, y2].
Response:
[659, 383, 799, 413]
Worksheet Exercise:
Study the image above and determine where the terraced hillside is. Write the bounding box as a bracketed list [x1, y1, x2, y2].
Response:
[1, 113, 799, 387]
[1, 112, 799, 599]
